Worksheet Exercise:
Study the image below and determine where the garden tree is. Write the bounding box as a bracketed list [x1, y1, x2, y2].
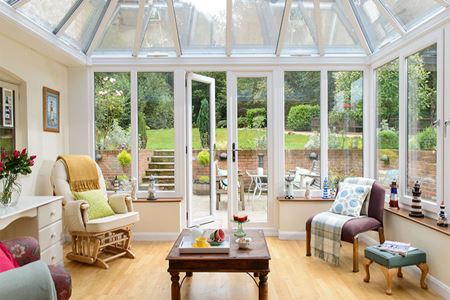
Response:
[197, 99, 210, 148]
[376, 60, 399, 129]
[138, 112, 147, 149]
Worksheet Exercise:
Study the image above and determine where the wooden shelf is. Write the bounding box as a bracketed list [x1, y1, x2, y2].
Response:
[277, 196, 334, 202]
[133, 197, 182, 203]
[384, 205, 450, 236]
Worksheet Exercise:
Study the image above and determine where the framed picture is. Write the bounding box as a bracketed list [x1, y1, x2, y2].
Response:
[43, 87, 60, 133]
[2, 88, 14, 128]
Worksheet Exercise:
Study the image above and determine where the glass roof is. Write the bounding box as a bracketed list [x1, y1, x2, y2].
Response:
[4, 0, 449, 57]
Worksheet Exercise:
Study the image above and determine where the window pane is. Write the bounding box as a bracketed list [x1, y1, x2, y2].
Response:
[328, 71, 364, 186]
[381, 0, 445, 30]
[62, 0, 107, 50]
[407, 44, 437, 201]
[232, 0, 285, 54]
[174, 0, 226, 54]
[376, 59, 399, 191]
[284, 71, 321, 190]
[351, 0, 400, 51]
[0, 128, 15, 152]
[96, 1, 138, 55]
[283, 0, 317, 55]
[94, 72, 131, 191]
[140, 0, 176, 54]
[138, 73, 175, 191]
[18, 0, 78, 32]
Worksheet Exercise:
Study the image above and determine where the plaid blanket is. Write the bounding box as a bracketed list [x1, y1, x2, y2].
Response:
[311, 212, 354, 265]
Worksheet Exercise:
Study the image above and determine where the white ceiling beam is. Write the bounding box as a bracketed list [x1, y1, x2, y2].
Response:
[132, 0, 146, 57]
[167, 0, 181, 57]
[341, 0, 371, 55]
[297, 2, 319, 49]
[373, 0, 406, 35]
[11, 0, 30, 8]
[226, 0, 232, 56]
[313, 0, 324, 56]
[55, 0, 86, 37]
[86, 0, 119, 55]
[275, 0, 292, 56]
[433, 0, 449, 7]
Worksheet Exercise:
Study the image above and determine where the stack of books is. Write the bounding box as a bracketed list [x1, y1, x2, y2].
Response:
[377, 241, 416, 256]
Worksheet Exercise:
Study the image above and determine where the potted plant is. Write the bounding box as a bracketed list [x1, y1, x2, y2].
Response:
[0, 148, 36, 207]
[116, 150, 131, 190]
[193, 150, 210, 195]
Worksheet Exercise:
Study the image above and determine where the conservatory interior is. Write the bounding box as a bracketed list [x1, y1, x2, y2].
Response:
[0, 0, 449, 299]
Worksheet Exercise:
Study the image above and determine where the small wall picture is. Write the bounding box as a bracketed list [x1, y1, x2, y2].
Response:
[2, 88, 14, 128]
[43, 87, 60, 133]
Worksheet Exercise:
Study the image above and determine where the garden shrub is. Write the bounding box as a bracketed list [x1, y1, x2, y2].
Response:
[252, 115, 266, 128]
[304, 133, 320, 149]
[197, 150, 210, 166]
[117, 150, 132, 168]
[238, 116, 249, 128]
[246, 108, 266, 128]
[378, 129, 399, 149]
[102, 120, 131, 150]
[416, 126, 436, 150]
[138, 112, 147, 149]
[287, 104, 320, 131]
[198, 175, 210, 183]
[197, 99, 210, 148]
[217, 120, 227, 128]
[246, 108, 266, 120]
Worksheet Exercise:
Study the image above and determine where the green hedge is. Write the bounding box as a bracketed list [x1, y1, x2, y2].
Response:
[287, 104, 320, 131]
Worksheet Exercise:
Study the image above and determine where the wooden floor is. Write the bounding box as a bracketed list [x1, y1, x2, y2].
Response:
[64, 238, 441, 300]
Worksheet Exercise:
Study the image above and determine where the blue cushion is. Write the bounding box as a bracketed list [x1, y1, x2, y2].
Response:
[329, 182, 370, 217]
[365, 246, 426, 268]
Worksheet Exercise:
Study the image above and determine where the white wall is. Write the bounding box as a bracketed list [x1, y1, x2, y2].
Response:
[0, 33, 69, 196]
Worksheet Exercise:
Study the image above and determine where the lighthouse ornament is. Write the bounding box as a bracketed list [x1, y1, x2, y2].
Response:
[389, 180, 399, 208]
[322, 177, 329, 199]
[437, 200, 448, 227]
[409, 181, 424, 218]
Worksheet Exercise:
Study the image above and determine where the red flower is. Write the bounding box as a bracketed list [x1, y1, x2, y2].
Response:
[13, 150, 20, 159]
[1, 152, 7, 159]
[30, 155, 37, 161]
[0, 166, 3, 173]
[0, 161, 3, 167]
[21, 148, 27, 155]
[29, 160, 34, 166]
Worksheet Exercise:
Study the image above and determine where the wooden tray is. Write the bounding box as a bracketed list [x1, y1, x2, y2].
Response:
[179, 236, 230, 254]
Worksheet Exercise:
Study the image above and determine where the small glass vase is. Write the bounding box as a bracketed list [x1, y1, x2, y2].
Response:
[234, 222, 246, 238]
[0, 175, 21, 208]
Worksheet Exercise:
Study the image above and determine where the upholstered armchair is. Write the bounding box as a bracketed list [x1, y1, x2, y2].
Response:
[1, 236, 71, 300]
[306, 181, 386, 272]
[51, 159, 140, 269]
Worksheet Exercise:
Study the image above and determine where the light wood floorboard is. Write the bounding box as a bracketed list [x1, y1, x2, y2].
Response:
[64, 238, 441, 299]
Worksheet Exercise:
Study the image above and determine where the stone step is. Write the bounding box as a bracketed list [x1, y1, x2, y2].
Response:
[146, 169, 175, 176]
[148, 162, 175, 170]
[153, 150, 175, 156]
[151, 156, 175, 163]
[141, 175, 175, 184]
[139, 182, 175, 191]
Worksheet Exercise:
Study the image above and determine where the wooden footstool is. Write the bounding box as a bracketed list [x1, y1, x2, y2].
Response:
[363, 246, 429, 295]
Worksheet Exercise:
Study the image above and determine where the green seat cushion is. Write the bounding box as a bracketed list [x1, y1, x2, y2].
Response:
[73, 189, 115, 220]
[365, 246, 426, 268]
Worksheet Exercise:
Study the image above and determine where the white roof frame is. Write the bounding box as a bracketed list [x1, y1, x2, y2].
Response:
[86, 0, 119, 55]
[54, 0, 86, 37]
[167, 0, 181, 57]
[433, 0, 449, 7]
[275, 0, 292, 56]
[373, 0, 406, 35]
[132, 0, 146, 57]
[226, 0, 232, 56]
[341, 0, 371, 55]
[313, 0, 324, 56]
[10, 0, 30, 8]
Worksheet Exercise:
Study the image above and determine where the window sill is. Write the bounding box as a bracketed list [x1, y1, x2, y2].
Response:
[277, 196, 334, 202]
[133, 197, 182, 203]
[384, 205, 450, 237]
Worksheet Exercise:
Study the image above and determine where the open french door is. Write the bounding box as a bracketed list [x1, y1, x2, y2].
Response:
[186, 73, 216, 227]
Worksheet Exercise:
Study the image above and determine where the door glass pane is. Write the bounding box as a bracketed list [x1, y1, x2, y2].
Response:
[174, 0, 226, 54]
[376, 59, 399, 192]
[284, 71, 321, 191]
[94, 72, 131, 191]
[237, 77, 268, 222]
[407, 44, 437, 201]
[232, 0, 285, 54]
[328, 71, 363, 187]
[191, 80, 213, 220]
[137, 72, 175, 192]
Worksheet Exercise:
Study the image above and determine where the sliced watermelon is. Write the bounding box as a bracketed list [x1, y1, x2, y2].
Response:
[215, 229, 225, 242]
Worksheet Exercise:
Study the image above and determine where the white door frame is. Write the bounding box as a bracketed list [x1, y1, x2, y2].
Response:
[186, 72, 216, 227]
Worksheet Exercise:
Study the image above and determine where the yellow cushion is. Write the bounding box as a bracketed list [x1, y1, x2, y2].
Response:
[73, 189, 115, 220]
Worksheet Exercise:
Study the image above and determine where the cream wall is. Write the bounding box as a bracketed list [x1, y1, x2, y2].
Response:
[0, 33, 69, 196]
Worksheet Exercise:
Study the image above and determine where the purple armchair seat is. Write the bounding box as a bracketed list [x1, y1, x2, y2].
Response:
[2, 237, 72, 300]
[306, 181, 386, 272]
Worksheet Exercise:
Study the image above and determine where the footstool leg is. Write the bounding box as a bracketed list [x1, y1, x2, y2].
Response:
[397, 267, 403, 278]
[363, 259, 373, 283]
[417, 263, 429, 289]
[382, 267, 396, 295]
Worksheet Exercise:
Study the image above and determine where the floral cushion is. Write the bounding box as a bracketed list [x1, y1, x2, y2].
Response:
[0, 242, 19, 272]
[329, 183, 370, 217]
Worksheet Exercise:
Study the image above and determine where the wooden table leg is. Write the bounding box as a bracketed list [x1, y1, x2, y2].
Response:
[186, 271, 193, 277]
[170, 272, 180, 300]
[397, 267, 403, 278]
[258, 272, 269, 300]
[363, 259, 373, 283]
[254, 272, 259, 277]
[382, 267, 396, 295]
[417, 263, 429, 289]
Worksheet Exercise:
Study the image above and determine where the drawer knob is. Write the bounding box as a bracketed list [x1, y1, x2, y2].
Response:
[51, 256, 56, 261]
[51, 234, 56, 239]
[50, 212, 55, 216]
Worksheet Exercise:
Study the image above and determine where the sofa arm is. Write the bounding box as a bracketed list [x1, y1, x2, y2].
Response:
[64, 201, 89, 232]
[108, 193, 129, 213]
[48, 265, 72, 300]
[2, 237, 40, 266]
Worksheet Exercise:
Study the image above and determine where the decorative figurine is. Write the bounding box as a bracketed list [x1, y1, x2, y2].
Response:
[232, 215, 248, 238]
[322, 177, 329, 199]
[389, 180, 399, 208]
[305, 183, 311, 200]
[130, 177, 138, 200]
[285, 173, 294, 199]
[437, 200, 448, 227]
[113, 175, 120, 192]
[409, 181, 424, 218]
[147, 175, 157, 200]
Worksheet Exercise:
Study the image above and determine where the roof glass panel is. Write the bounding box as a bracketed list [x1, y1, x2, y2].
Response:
[351, 0, 400, 52]
[96, 0, 138, 55]
[232, 0, 285, 54]
[380, 0, 445, 30]
[62, 0, 107, 51]
[17, 0, 78, 32]
[140, 0, 176, 55]
[174, 0, 226, 54]
[319, 0, 364, 54]
[283, 0, 317, 55]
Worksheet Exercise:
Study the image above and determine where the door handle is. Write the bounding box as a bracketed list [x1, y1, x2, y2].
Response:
[232, 142, 237, 162]
[432, 119, 440, 127]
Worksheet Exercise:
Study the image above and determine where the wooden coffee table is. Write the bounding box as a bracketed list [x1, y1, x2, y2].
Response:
[166, 229, 271, 300]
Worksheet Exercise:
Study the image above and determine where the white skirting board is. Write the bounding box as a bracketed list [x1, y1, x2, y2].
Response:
[132, 232, 180, 241]
[278, 230, 306, 240]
